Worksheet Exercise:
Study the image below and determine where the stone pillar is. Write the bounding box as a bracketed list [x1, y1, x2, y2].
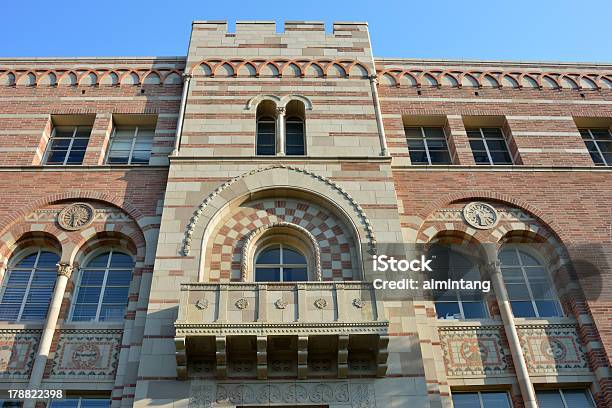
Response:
[25, 262, 73, 408]
[276, 106, 286, 155]
[482, 253, 538, 408]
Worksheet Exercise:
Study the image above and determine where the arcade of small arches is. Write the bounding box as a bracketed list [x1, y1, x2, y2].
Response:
[377, 68, 612, 90]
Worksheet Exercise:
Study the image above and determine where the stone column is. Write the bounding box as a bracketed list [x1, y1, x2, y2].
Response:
[25, 262, 73, 408]
[482, 254, 538, 408]
[276, 106, 286, 155]
[369, 75, 389, 156]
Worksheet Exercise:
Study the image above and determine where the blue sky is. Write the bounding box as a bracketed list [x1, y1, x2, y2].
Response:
[2, 0, 611, 62]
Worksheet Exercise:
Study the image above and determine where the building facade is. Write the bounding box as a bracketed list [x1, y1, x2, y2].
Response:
[0, 20, 610, 408]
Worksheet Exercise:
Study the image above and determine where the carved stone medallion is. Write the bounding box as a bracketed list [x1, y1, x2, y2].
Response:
[58, 203, 94, 231]
[274, 299, 287, 309]
[352, 298, 365, 308]
[195, 299, 209, 310]
[314, 298, 327, 309]
[462, 202, 499, 230]
[235, 298, 249, 309]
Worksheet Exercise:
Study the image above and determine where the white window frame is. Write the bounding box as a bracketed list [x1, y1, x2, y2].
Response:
[537, 388, 596, 408]
[106, 126, 154, 165]
[467, 127, 513, 165]
[405, 126, 452, 165]
[285, 117, 306, 156]
[499, 246, 563, 318]
[43, 126, 91, 165]
[69, 249, 133, 322]
[580, 128, 611, 166]
[0, 249, 58, 322]
[452, 391, 513, 408]
[255, 117, 277, 156]
[254, 243, 308, 282]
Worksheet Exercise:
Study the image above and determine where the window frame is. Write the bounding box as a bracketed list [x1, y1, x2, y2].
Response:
[285, 116, 306, 156]
[536, 388, 595, 408]
[69, 249, 133, 322]
[579, 128, 611, 166]
[254, 243, 308, 282]
[256, 116, 277, 156]
[48, 397, 110, 408]
[467, 127, 513, 165]
[499, 246, 563, 318]
[105, 126, 154, 165]
[405, 126, 452, 165]
[43, 125, 92, 166]
[0, 248, 59, 322]
[451, 390, 513, 408]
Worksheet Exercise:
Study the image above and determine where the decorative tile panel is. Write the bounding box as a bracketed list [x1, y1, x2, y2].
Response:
[189, 381, 375, 407]
[517, 324, 589, 375]
[439, 326, 511, 376]
[50, 329, 122, 379]
[0, 329, 40, 378]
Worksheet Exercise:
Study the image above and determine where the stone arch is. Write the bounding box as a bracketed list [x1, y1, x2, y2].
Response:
[246, 94, 282, 110]
[70, 230, 143, 267]
[240, 221, 322, 281]
[0, 230, 63, 277]
[279, 94, 313, 110]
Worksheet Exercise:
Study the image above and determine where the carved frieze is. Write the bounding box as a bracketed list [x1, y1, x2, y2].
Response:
[0, 330, 40, 378]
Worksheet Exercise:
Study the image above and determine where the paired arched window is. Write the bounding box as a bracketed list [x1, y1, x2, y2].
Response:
[499, 247, 562, 318]
[255, 99, 306, 156]
[71, 249, 134, 322]
[255, 243, 308, 282]
[0, 249, 59, 321]
[429, 245, 488, 320]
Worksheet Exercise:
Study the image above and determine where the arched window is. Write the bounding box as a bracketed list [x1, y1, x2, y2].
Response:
[255, 244, 308, 282]
[71, 250, 134, 322]
[429, 245, 488, 319]
[0, 250, 59, 321]
[256, 100, 277, 156]
[285, 100, 306, 155]
[499, 247, 562, 318]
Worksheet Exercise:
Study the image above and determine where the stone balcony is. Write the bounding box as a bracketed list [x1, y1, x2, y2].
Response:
[174, 282, 389, 380]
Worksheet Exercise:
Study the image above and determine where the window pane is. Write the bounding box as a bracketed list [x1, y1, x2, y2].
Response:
[81, 400, 110, 408]
[20, 304, 49, 320]
[283, 267, 308, 282]
[75, 127, 93, 138]
[256, 247, 281, 264]
[6, 270, 31, 285]
[537, 391, 565, 408]
[131, 150, 151, 164]
[535, 301, 562, 317]
[50, 138, 71, 149]
[506, 283, 531, 300]
[1, 287, 26, 303]
[76, 286, 102, 303]
[102, 287, 129, 303]
[409, 150, 429, 164]
[65, 150, 85, 164]
[72, 304, 98, 321]
[88, 254, 110, 268]
[107, 153, 130, 164]
[38, 252, 60, 266]
[110, 140, 132, 151]
[109, 253, 134, 267]
[426, 139, 447, 149]
[469, 139, 486, 150]
[499, 250, 519, 266]
[489, 150, 512, 164]
[105, 270, 132, 286]
[255, 267, 280, 282]
[99, 305, 126, 321]
[407, 139, 426, 149]
[257, 145, 275, 155]
[435, 302, 461, 319]
[484, 139, 507, 151]
[590, 130, 611, 140]
[0, 305, 20, 320]
[452, 393, 481, 408]
[482, 128, 504, 138]
[428, 150, 451, 164]
[466, 130, 482, 138]
[473, 152, 491, 164]
[462, 301, 488, 319]
[258, 122, 275, 133]
[562, 389, 594, 408]
[80, 270, 105, 286]
[511, 301, 537, 317]
[282, 248, 306, 264]
[404, 127, 422, 138]
[481, 392, 511, 408]
[71, 138, 89, 149]
[47, 150, 68, 164]
[50, 400, 80, 408]
[423, 127, 445, 138]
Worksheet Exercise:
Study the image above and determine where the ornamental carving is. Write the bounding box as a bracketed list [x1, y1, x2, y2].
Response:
[314, 298, 328, 309]
[56, 263, 74, 278]
[195, 299, 209, 310]
[462, 202, 499, 230]
[57, 203, 94, 231]
[352, 298, 365, 308]
[235, 298, 249, 310]
[274, 299, 287, 309]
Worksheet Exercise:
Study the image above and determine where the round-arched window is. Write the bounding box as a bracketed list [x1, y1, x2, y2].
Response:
[255, 244, 307, 282]
[0, 249, 59, 321]
[499, 247, 562, 318]
[71, 249, 134, 322]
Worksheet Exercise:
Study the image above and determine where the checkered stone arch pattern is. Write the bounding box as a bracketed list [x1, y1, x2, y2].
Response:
[207, 198, 357, 282]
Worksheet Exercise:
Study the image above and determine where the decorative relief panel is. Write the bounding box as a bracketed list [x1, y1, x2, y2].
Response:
[50, 330, 122, 379]
[57, 203, 95, 231]
[430, 207, 534, 223]
[189, 381, 375, 407]
[26, 208, 131, 223]
[517, 324, 589, 375]
[439, 326, 511, 376]
[0, 330, 40, 378]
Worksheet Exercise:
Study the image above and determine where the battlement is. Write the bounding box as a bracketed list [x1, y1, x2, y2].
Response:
[187, 20, 373, 67]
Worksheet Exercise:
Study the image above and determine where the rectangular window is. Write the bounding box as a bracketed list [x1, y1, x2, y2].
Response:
[537, 389, 594, 408]
[452, 391, 512, 408]
[49, 398, 110, 408]
[106, 126, 154, 165]
[467, 127, 513, 165]
[44, 126, 92, 165]
[405, 127, 452, 165]
[579, 128, 612, 166]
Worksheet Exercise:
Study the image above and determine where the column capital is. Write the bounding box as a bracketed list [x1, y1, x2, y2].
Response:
[480, 260, 501, 276]
[276, 106, 286, 116]
[56, 262, 74, 278]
